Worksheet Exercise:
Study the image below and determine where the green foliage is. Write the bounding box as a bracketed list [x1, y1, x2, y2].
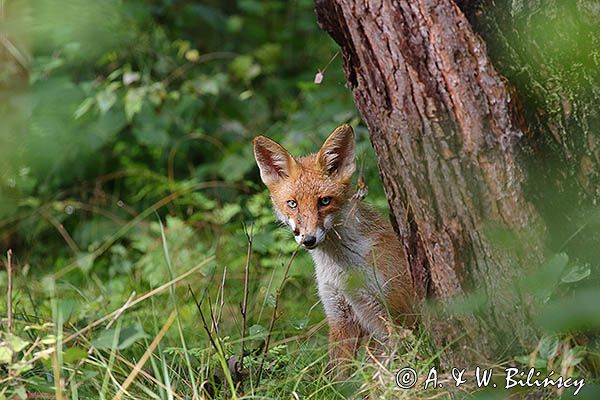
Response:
[0, 1, 390, 398]
[91, 324, 149, 351]
[0, 0, 598, 398]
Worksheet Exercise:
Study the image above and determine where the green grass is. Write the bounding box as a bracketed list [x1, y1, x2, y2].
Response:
[1, 186, 598, 399]
[1, 0, 598, 398]
[0, 208, 441, 399]
[0, 176, 597, 399]
[3, 212, 593, 399]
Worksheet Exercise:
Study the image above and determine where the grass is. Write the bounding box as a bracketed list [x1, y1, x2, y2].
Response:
[0, 193, 596, 399]
[0, 204, 443, 399]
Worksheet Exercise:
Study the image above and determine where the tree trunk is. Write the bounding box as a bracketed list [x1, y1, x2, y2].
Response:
[461, 0, 600, 262]
[314, 0, 547, 365]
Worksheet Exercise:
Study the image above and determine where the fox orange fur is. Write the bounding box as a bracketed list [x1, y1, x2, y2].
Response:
[253, 124, 414, 375]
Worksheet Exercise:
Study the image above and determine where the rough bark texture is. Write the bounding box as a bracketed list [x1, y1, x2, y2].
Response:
[315, 0, 547, 364]
[462, 0, 600, 262]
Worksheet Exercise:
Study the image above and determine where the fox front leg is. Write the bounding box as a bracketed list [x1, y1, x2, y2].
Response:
[327, 316, 365, 379]
[320, 285, 365, 379]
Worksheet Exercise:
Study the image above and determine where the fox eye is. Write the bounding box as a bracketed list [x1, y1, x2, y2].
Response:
[287, 200, 297, 209]
[318, 196, 332, 207]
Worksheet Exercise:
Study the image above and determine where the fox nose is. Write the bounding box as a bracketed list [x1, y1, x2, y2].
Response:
[302, 235, 317, 248]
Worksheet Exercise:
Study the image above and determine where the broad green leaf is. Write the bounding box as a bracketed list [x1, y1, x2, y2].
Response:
[213, 203, 241, 225]
[96, 89, 117, 113]
[545, 253, 569, 272]
[514, 355, 547, 369]
[0, 333, 29, 364]
[219, 153, 255, 182]
[537, 289, 600, 332]
[91, 324, 148, 350]
[41, 335, 57, 345]
[290, 318, 308, 330]
[442, 291, 487, 316]
[561, 264, 591, 283]
[563, 346, 586, 368]
[526, 253, 569, 302]
[265, 294, 276, 308]
[185, 49, 200, 62]
[0, 346, 12, 364]
[254, 43, 281, 68]
[11, 360, 33, 374]
[63, 347, 88, 364]
[5, 333, 29, 353]
[193, 74, 226, 96]
[230, 55, 261, 82]
[484, 222, 519, 250]
[131, 104, 169, 148]
[59, 299, 79, 322]
[124, 87, 145, 121]
[122, 71, 140, 85]
[538, 335, 559, 360]
[227, 15, 243, 32]
[74, 97, 95, 119]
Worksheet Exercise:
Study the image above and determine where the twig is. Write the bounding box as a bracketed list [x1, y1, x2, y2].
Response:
[41, 211, 80, 254]
[111, 351, 185, 400]
[240, 224, 253, 372]
[206, 293, 220, 338]
[216, 265, 227, 328]
[22, 336, 42, 359]
[270, 319, 327, 348]
[188, 286, 219, 354]
[321, 51, 339, 74]
[256, 246, 300, 386]
[0, 35, 30, 71]
[112, 310, 177, 400]
[106, 292, 136, 329]
[314, 51, 339, 84]
[188, 285, 239, 399]
[6, 249, 13, 333]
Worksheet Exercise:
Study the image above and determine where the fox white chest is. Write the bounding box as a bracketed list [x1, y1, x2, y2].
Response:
[310, 229, 388, 336]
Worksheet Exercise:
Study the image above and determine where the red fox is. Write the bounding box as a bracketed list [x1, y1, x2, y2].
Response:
[253, 124, 414, 375]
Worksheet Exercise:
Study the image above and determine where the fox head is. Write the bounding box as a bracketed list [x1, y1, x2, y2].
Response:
[253, 124, 356, 250]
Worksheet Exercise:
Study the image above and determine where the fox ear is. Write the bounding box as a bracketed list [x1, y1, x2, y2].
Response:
[253, 136, 297, 185]
[317, 124, 355, 180]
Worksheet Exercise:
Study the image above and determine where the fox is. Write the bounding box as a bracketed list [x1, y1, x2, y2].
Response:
[253, 124, 414, 376]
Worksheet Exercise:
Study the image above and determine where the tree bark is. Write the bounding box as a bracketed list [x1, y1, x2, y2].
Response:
[314, 0, 547, 364]
[462, 0, 600, 260]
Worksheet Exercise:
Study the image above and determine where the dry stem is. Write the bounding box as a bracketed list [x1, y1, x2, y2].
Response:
[240, 224, 253, 372]
[6, 249, 13, 332]
[256, 246, 299, 386]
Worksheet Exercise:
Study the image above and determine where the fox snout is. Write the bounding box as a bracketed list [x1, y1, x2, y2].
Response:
[294, 228, 321, 250]
[294, 229, 325, 250]
[301, 235, 317, 248]
[288, 214, 330, 250]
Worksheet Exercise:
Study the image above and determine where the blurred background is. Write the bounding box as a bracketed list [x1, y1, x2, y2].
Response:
[0, 1, 390, 398]
[1, 1, 599, 398]
[0, 0, 386, 267]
